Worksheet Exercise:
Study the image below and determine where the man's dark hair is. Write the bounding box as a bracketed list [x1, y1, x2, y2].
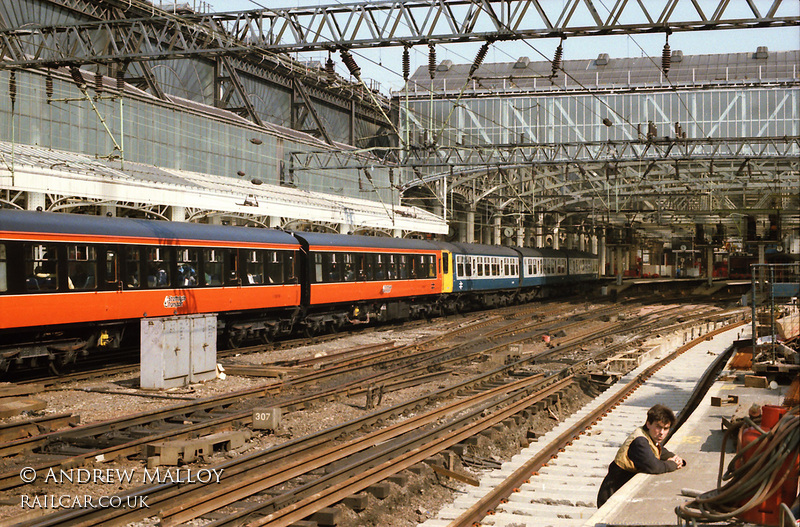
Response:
[646, 404, 676, 426]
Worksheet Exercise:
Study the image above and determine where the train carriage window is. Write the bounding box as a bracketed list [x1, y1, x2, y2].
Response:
[285, 251, 297, 283]
[424, 255, 435, 278]
[265, 250, 285, 284]
[324, 253, 342, 282]
[26, 244, 58, 291]
[398, 255, 409, 279]
[466, 257, 473, 277]
[409, 255, 419, 279]
[177, 248, 199, 287]
[492, 258, 499, 276]
[356, 253, 373, 281]
[375, 254, 389, 280]
[314, 253, 323, 283]
[476, 257, 483, 277]
[342, 253, 356, 282]
[456, 255, 465, 278]
[374, 254, 386, 280]
[125, 247, 142, 288]
[146, 247, 172, 288]
[68, 245, 97, 290]
[204, 249, 223, 286]
[0, 244, 6, 292]
[246, 250, 265, 285]
[105, 250, 119, 287]
[387, 254, 398, 280]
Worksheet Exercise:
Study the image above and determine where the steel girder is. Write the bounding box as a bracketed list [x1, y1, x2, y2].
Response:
[1, 0, 797, 58]
[0, 0, 391, 130]
[291, 136, 799, 232]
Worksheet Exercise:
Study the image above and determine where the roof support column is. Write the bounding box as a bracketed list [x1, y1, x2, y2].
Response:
[535, 213, 544, 248]
[707, 246, 714, 287]
[516, 215, 524, 247]
[493, 213, 502, 246]
[26, 192, 46, 211]
[466, 207, 475, 243]
[268, 216, 282, 228]
[598, 233, 606, 275]
[523, 217, 533, 247]
[169, 206, 186, 222]
[101, 204, 117, 217]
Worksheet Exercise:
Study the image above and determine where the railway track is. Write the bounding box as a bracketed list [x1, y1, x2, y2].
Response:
[420, 322, 747, 527]
[0, 299, 746, 526]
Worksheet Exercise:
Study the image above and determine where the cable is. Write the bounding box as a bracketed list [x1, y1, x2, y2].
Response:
[675, 407, 799, 523]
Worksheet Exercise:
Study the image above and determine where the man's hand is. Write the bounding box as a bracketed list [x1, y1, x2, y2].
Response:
[669, 455, 686, 468]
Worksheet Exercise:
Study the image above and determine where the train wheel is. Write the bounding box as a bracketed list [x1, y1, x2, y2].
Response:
[48, 360, 61, 376]
[303, 322, 320, 338]
[227, 332, 244, 349]
[259, 329, 273, 345]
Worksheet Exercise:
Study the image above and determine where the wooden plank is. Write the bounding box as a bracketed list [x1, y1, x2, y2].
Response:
[429, 464, 479, 486]
[0, 398, 47, 419]
[0, 384, 45, 398]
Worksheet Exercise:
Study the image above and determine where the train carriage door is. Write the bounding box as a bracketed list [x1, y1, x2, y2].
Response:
[105, 248, 120, 290]
[225, 249, 240, 286]
[440, 251, 453, 293]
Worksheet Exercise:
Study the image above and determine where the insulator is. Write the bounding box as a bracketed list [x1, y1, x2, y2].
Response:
[95, 71, 104, 93]
[9, 71, 16, 104]
[427, 43, 436, 79]
[325, 54, 336, 82]
[46, 72, 54, 99]
[662, 41, 671, 74]
[116, 67, 125, 93]
[551, 41, 563, 77]
[469, 41, 490, 78]
[402, 46, 410, 82]
[69, 66, 86, 89]
[339, 49, 361, 78]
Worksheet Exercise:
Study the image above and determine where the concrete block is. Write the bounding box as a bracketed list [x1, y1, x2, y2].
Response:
[744, 375, 768, 388]
[447, 444, 466, 457]
[366, 482, 391, 499]
[341, 493, 368, 511]
[407, 463, 432, 476]
[310, 507, 340, 526]
[388, 474, 408, 486]
[146, 430, 251, 466]
[252, 407, 281, 430]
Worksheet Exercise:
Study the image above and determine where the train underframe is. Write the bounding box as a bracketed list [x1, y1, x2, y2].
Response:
[2, 281, 591, 375]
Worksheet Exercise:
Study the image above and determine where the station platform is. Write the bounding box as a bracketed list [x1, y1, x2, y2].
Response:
[585, 329, 795, 527]
[601, 277, 752, 298]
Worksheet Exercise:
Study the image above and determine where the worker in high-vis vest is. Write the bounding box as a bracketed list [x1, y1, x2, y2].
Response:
[597, 404, 686, 507]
